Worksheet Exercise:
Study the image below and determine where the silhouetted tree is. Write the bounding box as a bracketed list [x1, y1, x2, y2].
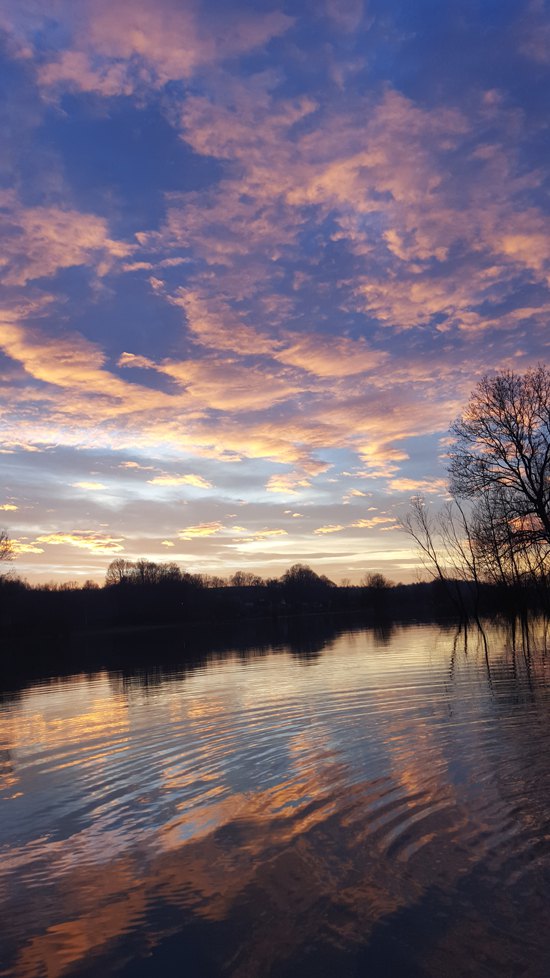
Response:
[401, 497, 479, 621]
[105, 558, 134, 586]
[0, 530, 13, 566]
[468, 484, 550, 604]
[231, 571, 264, 587]
[281, 564, 335, 609]
[450, 366, 550, 543]
[361, 572, 394, 589]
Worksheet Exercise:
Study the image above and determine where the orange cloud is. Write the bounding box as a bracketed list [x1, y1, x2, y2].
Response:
[157, 357, 300, 413]
[0, 192, 133, 285]
[177, 522, 224, 540]
[35, 531, 125, 554]
[351, 516, 397, 528]
[277, 333, 387, 378]
[265, 473, 312, 494]
[387, 477, 448, 494]
[148, 474, 212, 488]
[169, 290, 278, 357]
[10, 538, 44, 555]
[236, 528, 288, 543]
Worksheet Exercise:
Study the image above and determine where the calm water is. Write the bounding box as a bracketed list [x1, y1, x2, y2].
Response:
[2, 618, 550, 978]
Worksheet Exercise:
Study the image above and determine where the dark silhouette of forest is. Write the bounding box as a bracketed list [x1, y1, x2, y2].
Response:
[0, 557, 546, 643]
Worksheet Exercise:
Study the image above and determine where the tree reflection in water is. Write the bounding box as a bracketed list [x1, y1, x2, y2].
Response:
[1, 617, 550, 978]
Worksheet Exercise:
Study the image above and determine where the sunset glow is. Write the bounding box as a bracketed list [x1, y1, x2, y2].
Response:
[1, 0, 549, 582]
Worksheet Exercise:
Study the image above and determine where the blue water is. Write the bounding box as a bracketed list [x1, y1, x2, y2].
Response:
[1, 619, 550, 977]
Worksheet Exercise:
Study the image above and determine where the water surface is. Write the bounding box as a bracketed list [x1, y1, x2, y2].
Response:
[2, 619, 550, 977]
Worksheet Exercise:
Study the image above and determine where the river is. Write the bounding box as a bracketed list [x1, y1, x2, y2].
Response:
[1, 617, 550, 977]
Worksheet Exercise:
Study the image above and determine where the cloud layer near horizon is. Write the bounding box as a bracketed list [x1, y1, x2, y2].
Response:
[1, 0, 549, 582]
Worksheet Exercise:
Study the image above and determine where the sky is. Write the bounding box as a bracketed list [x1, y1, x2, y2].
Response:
[0, 0, 549, 585]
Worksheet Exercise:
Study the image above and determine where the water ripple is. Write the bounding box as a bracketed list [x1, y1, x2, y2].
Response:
[2, 622, 550, 977]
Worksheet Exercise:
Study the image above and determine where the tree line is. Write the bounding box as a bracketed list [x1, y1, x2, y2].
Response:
[0, 560, 407, 635]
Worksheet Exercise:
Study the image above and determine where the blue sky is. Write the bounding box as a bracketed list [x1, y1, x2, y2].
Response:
[1, 0, 549, 583]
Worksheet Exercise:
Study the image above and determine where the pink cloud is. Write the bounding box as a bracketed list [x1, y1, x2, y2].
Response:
[35, 1, 293, 96]
[0, 192, 133, 285]
[276, 333, 387, 378]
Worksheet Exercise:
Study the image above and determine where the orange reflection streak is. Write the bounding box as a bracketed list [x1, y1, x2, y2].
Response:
[15, 859, 150, 978]
[4, 707, 454, 978]
[3, 626, 550, 978]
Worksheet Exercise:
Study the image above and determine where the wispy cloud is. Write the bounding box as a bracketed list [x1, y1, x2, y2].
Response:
[0, 192, 133, 285]
[10, 539, 45, 555]
[148, 474, 212, 488]
[72, 482, 107, 491]
[35, 531, 125, 554]
[177, 522, 224, 540]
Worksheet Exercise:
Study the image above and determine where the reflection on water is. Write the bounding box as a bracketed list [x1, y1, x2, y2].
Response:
[2, 619, 550, 977]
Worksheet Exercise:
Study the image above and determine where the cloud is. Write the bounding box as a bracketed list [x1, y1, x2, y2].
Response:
[156, 357, 300, 413]
[35, 1, 293, 96]
[118, 353, 157, 371]
[276, 333, 387, 378]
[0, 313, 176, 425]
[35, 531, 125, 553]
[169, 291, 386, 382]
[387, 477, 448, 494]
[265, 473, 313, 494]
[148, 474, 212, 488]
[10, 538, 44, 555]
[37, 50, 134, 97]
[0, 503, 18, 511]
[168, 290, 279, 357]
[314, 515, 398, 535]
[0, 301, 479, 499]
[166, 80, 550, 343]
[72, 482, 107, 490]
[0, 192, 133, 285]
[351, 516, 397, 528]
[518, 3, 550, 64]
[323, 0, 364, 33]
[177, 522, 224, 540]
[236, 528, 288, 543]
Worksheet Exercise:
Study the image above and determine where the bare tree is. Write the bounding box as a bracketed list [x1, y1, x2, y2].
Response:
[401, 497, 448, 582]
[470, 485, 550, 594]
[401, 497, 479, 621]
[449, 366, 550, 542]
[0, 530, 13, 565]
[105, 558, 134, 585]
[360, 572, 394, 589]
[230, 570, 264, 587]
